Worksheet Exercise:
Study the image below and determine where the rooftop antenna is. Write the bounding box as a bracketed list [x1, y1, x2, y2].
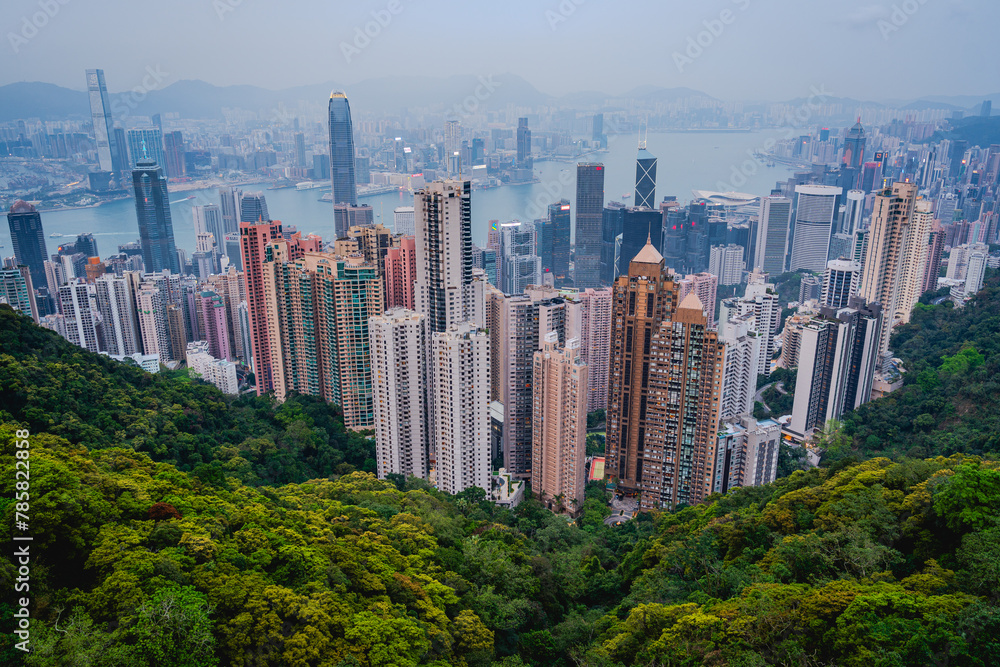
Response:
[638, 117, 647, 150]
[141, 138, 148, 159]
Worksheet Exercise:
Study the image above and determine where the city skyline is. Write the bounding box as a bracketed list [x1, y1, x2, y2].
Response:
[3, 3, 1000, 664]
[1, 8, 998, 506]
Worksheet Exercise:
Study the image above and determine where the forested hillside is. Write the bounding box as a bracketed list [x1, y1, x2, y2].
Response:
[830, 271, 1000, 461]
[3, 425, 998, 665]
[0, 306, 376, 485]
[2, 295, 1000, 665]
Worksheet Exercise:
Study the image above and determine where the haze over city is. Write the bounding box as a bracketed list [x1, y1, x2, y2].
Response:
[2, 0, 999, 101]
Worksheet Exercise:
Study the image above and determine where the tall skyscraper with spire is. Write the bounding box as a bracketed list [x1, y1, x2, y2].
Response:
[132, 158, 180, 274]
[85, 69, 121, 174]
[328, 92, 358, 206]
[634, 135, 657, 209]
[125, 128, 166, 171]
[843, 119, 866, 169]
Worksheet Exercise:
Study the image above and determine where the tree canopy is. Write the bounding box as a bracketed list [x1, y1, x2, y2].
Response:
[2, 279, 1000, 665]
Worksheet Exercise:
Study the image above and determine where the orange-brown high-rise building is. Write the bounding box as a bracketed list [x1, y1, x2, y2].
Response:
[531, 333, 588, 516]
[606, 236, 725, 510]
[83, 257, 107, 283]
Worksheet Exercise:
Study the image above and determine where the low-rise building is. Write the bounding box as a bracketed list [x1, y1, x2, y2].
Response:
[490, 468, 525, 509]
[104, 351, 160, 373]
[713, 415, 782, 494]
[187, 341, 239, 395]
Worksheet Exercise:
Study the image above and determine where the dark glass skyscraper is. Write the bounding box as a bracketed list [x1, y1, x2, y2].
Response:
[239, 192, 270, 224]
[547, 199, 571, 284]
[949, 140, 968, 178]
[132, 158, 180, 274]
[328, 92, 358, 206]
[538, 216, 553, 277]
[600, 202, 625, 284]
[843, 119, 866, 169]
[861, 162, 878, 193]
[634, 147, 657, 209]
[113, 127, 130, 177]
[517, 117, 531, 168]
[75, 233, 99, 259]
[6, 200, 47, 289]
[294, 132, 307, 167]
[617, 206, 663, 277]
[163, 131, 185, 178]
[592, 113, 605, 147]
[574, 163, 605, 288]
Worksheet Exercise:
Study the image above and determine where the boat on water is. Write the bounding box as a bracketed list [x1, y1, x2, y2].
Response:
[49, 233, 61, 237]
[169, 195, 196, 204]
[622, 193, 632, 198]
[296, 181, 325, 191]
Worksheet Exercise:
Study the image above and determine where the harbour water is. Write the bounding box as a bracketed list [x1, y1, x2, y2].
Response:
[2, 130, 795, 258]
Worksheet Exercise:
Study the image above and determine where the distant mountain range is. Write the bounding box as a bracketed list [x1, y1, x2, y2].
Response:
[0, 74, 996, 123]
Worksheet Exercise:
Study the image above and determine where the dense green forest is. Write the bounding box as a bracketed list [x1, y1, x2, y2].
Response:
[1, 271, 1000, 665]
[3, 425, 999, 665]
[0, 306, 376, 486]
[830, 271, 1000, 461]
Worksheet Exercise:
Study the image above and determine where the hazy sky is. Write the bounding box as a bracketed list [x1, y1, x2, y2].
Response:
[2, 0, 997, 101]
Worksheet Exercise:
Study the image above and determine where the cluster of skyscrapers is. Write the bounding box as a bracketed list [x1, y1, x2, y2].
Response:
[6, 79, 1000, 516]
[3, 198, 249, 394]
